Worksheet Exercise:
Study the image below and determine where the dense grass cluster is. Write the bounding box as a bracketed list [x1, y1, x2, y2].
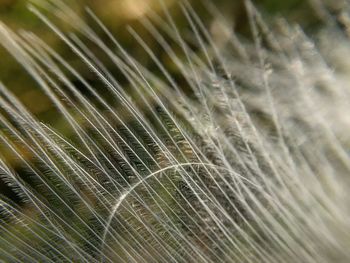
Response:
[0, 0, 350, 262]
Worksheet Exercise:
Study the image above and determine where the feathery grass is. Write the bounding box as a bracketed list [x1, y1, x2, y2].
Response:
[0, 0, 350, 262]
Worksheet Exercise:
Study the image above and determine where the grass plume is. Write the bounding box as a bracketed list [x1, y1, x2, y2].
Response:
[0, 0, 350, 262]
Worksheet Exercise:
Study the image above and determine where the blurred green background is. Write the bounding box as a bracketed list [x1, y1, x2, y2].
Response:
[0, 0, 337, 117]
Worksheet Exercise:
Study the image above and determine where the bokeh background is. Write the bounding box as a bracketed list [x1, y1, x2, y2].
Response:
[0, 0, 340, 122]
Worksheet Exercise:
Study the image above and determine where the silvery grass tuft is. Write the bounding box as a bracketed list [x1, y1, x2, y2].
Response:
[0, 0, 349, 262]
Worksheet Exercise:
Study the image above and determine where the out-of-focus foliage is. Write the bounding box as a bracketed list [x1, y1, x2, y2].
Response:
[0, 0, 337, 116]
